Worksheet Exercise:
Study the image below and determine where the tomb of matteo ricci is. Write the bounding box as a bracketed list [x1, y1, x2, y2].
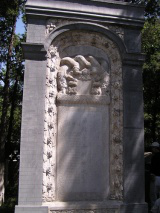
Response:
[15, 0, 147, 213]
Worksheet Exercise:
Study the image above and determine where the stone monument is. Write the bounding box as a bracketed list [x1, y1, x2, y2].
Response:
[15, 0, 147, 212]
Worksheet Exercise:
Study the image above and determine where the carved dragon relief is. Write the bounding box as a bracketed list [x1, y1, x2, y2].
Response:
[57, 55, 110, 96]
[43, 31, 123, 202]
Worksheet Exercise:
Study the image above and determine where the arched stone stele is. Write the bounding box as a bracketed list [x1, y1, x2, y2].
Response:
[43, 29, 123, 203]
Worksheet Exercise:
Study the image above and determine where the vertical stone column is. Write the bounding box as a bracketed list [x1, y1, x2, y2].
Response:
[122, 57, 147, 213]
[15, 45, 48, 213]
[120, 27, 147, 212]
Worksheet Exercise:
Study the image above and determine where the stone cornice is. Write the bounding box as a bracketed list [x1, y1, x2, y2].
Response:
[25, 0, 145, 28]
[123, 53, 145, 66]
[21, 42, 47, 60]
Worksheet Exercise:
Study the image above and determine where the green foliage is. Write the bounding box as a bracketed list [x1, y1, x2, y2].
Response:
[131, 0, 160, 20]
[0, 206, 14, 213]
[0, 0, 26, 149]
[142, 20, 160, 145]
[0, 0, 26, 207]
[131, 0, 160, 146]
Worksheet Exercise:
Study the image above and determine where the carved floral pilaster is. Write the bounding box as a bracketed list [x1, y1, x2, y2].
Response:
[43, 45, 60, 202]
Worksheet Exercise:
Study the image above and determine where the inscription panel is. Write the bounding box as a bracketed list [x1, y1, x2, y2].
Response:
[57, 105, 109, 201]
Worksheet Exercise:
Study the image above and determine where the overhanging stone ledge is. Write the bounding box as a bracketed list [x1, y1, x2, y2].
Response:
[44, 201, 123, 210]
[15, 205, 48, 213]
[25, 0, 145, 28]
[122, 53, 145, 66]
[21, 42, 47, 60]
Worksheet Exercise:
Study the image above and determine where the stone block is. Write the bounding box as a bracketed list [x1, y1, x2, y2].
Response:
[123, 66, 143, 92]
[123, 128, 145, 203]
[123, 91, 144, 128]
[120, 203, 148, 213]
[15, 206, 48, 213]
[26, 17, 46, 43]
[57, 105, 109, 201]
[124, 29, 142, 53]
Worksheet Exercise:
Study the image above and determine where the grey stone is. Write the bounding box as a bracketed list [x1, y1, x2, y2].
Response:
[21, 43, 47, 60]
[44, 22, 127, 53]
[57, 105, 109, 201]
[18, 59, 46, 205]
[124, 29, 142, 53]
[15, 0, 147, 212]
[25, 0, 145, 27]
[15, 206, 48, 213]
[26, 17, 46, 43]
[123, 91, 144, 128]
[123, 128, 145, 203]
[120, 203, 148, 213]
[123, 66, 143, 92]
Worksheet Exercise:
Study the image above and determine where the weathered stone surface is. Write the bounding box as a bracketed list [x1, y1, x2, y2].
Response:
[57, 105, 109, 201]
[15, 206, 48, 213]
[15, 0, 147, 212]
[42, 31, 123, 202]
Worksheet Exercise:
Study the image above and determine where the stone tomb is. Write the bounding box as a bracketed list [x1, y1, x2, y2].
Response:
[15, 0, 147, 213]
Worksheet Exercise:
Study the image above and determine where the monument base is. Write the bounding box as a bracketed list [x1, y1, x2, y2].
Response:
[120, 203, 148, 213]
[15, 206, 48, 213]
[15, 202, 148, 213]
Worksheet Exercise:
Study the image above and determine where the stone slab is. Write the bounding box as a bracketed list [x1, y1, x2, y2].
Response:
[120, 203, 148, 213]
[123, 66, 143, 92]
[15, 206, 48, 213]
[123, 91, 144, 128]
[46, 201, 122, 209]
[57, 105, 109, 201]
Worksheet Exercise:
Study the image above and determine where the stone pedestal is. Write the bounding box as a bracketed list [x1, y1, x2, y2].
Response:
[15, 0, 147, 212]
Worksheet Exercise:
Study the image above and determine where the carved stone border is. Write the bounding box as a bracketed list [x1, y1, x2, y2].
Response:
[45, 18, 124, 40]
[42, 46, 60, 202]
[43, 30, 123, 202]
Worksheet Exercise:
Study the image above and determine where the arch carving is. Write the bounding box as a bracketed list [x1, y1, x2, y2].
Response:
[43, 29, 123, 202]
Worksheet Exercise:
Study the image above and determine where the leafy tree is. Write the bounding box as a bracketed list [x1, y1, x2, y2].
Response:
[0, 0, 26, 205]
[130, 0, 160, 20]
[130, 0, 160, 145]
[142, 20, 160, 145]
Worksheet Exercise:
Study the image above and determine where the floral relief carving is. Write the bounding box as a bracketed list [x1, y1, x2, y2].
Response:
[43, 45, 60, 202]
[107, 25, 124, 40]
[46, 18, 72, 35]
[43, 30, 123, 202]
